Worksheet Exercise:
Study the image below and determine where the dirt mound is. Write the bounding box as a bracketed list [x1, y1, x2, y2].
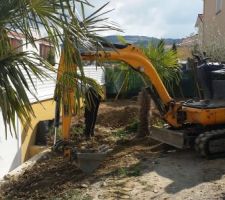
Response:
[0, 100, 163, 200]
[97, 100, 139, 129]
[0, 137, 161, 200]
[1, 153, 85, 199]
[2, 100, 225, 200]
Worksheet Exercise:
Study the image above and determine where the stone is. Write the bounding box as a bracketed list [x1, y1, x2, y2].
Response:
[81, 184, 88, 188]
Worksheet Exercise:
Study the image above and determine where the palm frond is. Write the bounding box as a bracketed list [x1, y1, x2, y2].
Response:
[142, 40, 181, 93]
[0, 50, 53, 137]
[0, 0, 120, 136]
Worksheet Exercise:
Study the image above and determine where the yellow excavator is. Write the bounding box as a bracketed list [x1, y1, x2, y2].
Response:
[55, 43, 225, 159]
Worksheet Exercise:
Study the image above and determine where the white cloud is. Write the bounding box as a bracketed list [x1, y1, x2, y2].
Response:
[81, 0, 203, 38]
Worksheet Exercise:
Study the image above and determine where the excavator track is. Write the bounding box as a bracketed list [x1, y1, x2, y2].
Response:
[195, 129, 225, 159]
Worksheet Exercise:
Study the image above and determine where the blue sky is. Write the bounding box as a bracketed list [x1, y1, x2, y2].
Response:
[82, 0, 203, 39]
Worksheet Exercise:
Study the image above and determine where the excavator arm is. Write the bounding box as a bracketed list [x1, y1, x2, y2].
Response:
[81, 44, 172, 105]
[81, 44, 182, 127]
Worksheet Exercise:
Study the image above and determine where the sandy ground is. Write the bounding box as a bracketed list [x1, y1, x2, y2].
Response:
[1, 100, 225, 200]
[86, 149, 225, 200]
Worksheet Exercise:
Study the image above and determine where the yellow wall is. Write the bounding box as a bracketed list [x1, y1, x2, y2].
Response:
[21, 99, 56, 162]
[21, 87, 105, 162]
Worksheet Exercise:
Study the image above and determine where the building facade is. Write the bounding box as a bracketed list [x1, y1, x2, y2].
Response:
[196, 0, 225, 61]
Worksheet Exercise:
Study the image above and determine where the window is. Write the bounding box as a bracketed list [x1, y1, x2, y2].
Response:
[40, 44, 55, 65]
[216, 0, 223, 14]
[10, 38, 23, 52]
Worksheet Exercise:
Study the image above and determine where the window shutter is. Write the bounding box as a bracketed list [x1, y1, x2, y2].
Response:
[10, 38, 23, 52]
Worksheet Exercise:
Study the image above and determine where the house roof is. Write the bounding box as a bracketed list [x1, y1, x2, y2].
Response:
[195, 14, 204, 27]
[8, 31, 25, 39]
[8, 31, 51, 45]
[178, 34, 198, 47]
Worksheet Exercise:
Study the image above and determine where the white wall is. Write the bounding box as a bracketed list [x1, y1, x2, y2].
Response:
[23, 43, 58, 102]
[0, 112, 21, 178]
[26, 69, 57, 102]
[83, 64, 105, 85]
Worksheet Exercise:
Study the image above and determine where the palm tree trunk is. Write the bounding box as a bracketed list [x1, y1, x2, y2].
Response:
[137, 88, 151, 138]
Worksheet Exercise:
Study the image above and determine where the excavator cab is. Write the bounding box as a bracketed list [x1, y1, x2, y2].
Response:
[167, 55, 225, 158]
[183, 55, 225, 110]
[193, 53, 224, 99]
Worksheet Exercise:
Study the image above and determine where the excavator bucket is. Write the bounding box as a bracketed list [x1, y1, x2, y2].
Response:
[74, 145, 112, 174]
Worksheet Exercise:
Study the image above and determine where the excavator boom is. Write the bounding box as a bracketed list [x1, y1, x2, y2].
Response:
[81, 44, 172, 105]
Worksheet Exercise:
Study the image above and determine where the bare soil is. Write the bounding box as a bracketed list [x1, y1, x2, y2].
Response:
[96, 100, 139, 129]
[1, 100, 225, 200]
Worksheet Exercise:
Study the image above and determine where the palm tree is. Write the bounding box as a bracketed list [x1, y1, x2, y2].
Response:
[142, 39, 181, 95]
[0, 0, 119, 137]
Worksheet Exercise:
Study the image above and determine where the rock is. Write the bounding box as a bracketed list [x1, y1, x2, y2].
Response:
[108, 188, 118, 193]
[102, 181, 107, 187]
[120, 195, 130, 199]
[153, 189, 158, 193]
[81, 184, 88, 188]
[152, 160, 159, 165]
[42, 155, 48, 160]
[167, 150, 176, 153]
[55, 172, 60, 177]
[3, 175, 10, 180]
[122, 187, 132, 192]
